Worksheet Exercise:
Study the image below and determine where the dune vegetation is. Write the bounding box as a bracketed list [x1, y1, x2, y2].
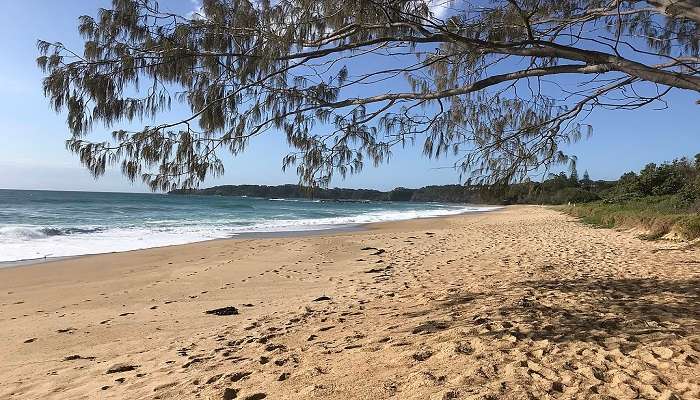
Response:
[562, 155, 700, 240]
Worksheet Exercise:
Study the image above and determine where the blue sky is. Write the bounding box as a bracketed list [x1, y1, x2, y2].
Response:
[0, 1, 697, 192]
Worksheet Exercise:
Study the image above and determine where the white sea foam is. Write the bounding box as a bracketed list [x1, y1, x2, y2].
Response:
[268, 198, 320, 203]
[235, 206, 500, 232]
[0, 226, 50, 241]
[0, 205, 499, 263]
[0, 226, 229, 263]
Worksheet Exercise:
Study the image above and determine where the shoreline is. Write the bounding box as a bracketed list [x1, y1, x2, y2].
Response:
[0, 205, 501, 269]
[0, 224, 364, 269]
[1, 206, 696, 399]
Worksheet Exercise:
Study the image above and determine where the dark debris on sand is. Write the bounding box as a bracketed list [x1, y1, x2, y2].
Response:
[205, 306, 239, 316]
[412, 320, 450, 335]
[106, 363, 139, 374]
[63, 354, 96, 361]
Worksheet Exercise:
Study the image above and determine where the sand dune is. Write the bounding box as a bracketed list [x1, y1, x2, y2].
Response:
[0, 206, 698, 399]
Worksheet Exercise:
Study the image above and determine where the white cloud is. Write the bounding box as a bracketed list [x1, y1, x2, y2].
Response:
[188, 0, 205, 19]
[426, 0, 454, 19]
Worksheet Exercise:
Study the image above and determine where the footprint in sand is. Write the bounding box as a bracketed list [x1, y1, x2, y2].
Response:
[228, 371, 252, 382]
[222, 388, 239, 400]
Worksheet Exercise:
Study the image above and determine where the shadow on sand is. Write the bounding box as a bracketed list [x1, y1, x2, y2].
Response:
[433, 278, 699, 352]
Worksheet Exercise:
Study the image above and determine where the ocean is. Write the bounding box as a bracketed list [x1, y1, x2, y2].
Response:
[0, 189, 497, 262]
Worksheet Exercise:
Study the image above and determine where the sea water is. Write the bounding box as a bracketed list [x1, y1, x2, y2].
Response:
[0, 189, 498, 262]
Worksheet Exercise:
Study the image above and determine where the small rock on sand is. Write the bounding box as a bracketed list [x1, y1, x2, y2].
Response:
[106, 363, 139, 374]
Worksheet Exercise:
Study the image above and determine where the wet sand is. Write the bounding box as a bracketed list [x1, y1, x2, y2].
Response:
[0, 206, 698, 399]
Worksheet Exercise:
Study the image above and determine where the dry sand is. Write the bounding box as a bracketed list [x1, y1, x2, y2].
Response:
[0, 206, 698, 399]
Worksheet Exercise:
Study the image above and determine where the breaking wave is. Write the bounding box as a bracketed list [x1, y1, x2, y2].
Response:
[0, 191, 499, 263]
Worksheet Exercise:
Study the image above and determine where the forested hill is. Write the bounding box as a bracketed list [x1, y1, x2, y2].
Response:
[169, 184, 490, 203]
[168, 177, 615, 205]
[170, 154, 700, 207]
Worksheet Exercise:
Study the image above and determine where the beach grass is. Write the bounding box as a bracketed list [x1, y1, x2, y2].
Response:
[562, 196, 700, 240]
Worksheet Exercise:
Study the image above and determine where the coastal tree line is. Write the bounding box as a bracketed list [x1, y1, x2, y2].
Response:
[173, 153, 700, 210]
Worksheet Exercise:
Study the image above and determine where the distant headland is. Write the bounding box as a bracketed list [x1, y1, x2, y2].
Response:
[167, 178, 613, 204]
[169, 184, 486, 203]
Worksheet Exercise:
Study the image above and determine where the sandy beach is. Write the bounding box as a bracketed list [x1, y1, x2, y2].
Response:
[0, 206, 698, 399]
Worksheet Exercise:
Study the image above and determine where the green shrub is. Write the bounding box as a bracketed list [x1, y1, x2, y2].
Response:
[554, 188, 600, 204]
[676, 215, 700, 239]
